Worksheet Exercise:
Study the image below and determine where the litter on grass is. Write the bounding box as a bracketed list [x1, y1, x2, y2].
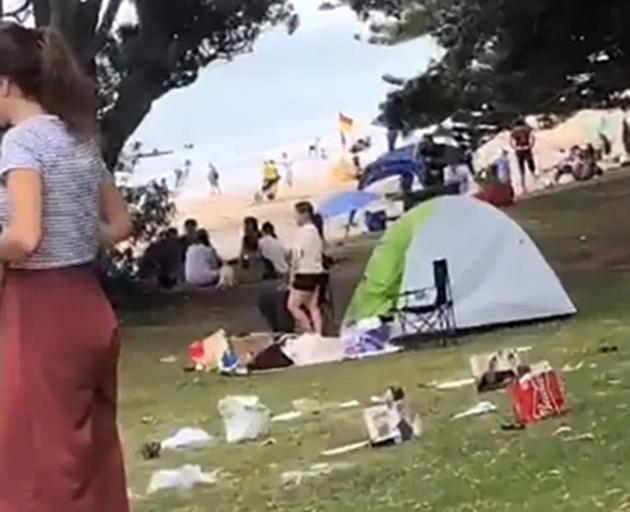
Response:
[161, 428, 215, 451]
[363, 387, 422, 446]
[271, 411, 303, 423]
[321, 441, 370, 457]
[553, 425, 573, 437]
[470, 349, 525, 393]
[433, 378, 476, 390]
[508, 362, 568, 424]
[218, 395, 271, 443]
[291, 398, 360, 414]
[281, 462, 355, 486]
[147, 465, 219, 494]
[452, 401, 498, 420]
[562, 433, 596, 442]
[272, 398, 360, 423]
[562, 361, 585, 373]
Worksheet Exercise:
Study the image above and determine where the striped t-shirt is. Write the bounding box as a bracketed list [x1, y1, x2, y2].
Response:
[0, 115, 108, 270]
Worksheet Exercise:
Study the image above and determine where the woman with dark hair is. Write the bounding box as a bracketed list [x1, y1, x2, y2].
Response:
[185, 228, 222, 286]
[259, 221, 288, 278]
[287, 201, 325, 333]
[0, 22, 131, 511]
[240, 216, 261, 267]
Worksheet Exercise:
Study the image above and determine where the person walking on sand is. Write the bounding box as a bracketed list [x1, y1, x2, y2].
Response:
[174, 167, 184, 189]
[0, 23, 132, 511]
[510, 118, 537, 192]
[281, 152, 294, 188]
[208, 163, 221, 195]
[262, 160, 280, 200]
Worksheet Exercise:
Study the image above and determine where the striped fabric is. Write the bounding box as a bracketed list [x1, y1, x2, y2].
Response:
[0, 115, 107, 269]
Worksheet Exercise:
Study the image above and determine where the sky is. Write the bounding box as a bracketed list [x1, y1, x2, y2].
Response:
[3, 0, 440, 194]
[129, 0, 440, 194]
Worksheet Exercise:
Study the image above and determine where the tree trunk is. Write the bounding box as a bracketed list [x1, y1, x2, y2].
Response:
[33, 0, 51, 25]
[101, 69, 167, 168]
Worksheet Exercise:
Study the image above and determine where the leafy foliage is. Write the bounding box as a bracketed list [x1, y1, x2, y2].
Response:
[351, 0, 630, 129]
[1, 0, 296, 166]
[2, 0, 296, 291]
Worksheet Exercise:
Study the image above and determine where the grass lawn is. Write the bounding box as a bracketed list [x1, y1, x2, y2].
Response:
[122, 174, 630, 512]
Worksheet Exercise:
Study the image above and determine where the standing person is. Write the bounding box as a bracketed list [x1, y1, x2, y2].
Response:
[495, 149, 512, 185]
[207, 163, 221, 195]
[174, 168, 184, 189]
[281, 152, 294, 188]
[262, 160, 280, 200]
[287, 201, 325, 334]
[510, 118, 537, 192]
[0, 23, 131, 511]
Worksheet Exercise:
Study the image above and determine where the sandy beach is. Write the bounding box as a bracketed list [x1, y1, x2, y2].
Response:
[177, 175, 357, 259]
[177, 109, 629, 260]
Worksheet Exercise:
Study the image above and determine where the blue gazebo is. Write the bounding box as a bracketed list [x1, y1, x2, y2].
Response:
[358, 144, 426, 190]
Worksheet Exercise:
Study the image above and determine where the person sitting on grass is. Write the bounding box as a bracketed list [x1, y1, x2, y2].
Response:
[240, 216, 261, 268]
[259, 221, 289, 279]
[137, 228, 181, 290]
[185, 229, 222, 287]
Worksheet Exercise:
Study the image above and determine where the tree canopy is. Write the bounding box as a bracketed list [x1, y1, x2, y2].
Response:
[350, 0, 630, 129]
[1, 0, 296, 166]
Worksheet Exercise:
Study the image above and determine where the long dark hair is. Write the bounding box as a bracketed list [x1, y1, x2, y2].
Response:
[243, 216, 261, 236]
[295, 201, 324, 240]
[261, 221, 277, 238]
[196, 229, 211, 247]
[0, 22, 98, 136]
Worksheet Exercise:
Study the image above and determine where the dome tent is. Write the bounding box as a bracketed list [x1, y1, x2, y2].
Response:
[343, 196, 576, 332]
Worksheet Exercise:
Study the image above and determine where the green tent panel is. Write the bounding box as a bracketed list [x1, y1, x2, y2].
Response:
[343, 201, 438, 325]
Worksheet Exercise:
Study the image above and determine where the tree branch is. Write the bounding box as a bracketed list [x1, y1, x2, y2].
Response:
[101, 68, 169, 168]
[89, 0, 123, 60]
[33, 0, 50, 26]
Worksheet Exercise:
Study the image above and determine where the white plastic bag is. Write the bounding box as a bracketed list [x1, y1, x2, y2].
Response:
[218, 395, 271, 443]
[147, 465, 219, 494]
[160, 427, 214, 451]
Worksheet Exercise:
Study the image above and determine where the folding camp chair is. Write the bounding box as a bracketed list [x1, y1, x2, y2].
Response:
[394, 259, 457, 346]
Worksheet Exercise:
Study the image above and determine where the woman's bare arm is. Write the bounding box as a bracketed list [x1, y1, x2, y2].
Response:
[100, 180, 132, 246]
[0, 169, 42, 262]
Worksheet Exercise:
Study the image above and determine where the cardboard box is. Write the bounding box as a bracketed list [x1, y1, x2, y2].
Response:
[508, 363, 568, 424]
[470, 349, 522, 392]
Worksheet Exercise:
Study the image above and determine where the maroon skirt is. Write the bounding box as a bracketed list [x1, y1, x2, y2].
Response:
[0, 266, 129, 512]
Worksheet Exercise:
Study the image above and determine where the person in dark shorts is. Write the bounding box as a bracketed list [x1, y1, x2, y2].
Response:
[510, 118, 537, 192]
[287, 201, 325, 334]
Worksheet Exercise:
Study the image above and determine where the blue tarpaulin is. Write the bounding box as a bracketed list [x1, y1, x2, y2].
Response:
[319, 190, 380, 219]
[359, 144, 426, 190]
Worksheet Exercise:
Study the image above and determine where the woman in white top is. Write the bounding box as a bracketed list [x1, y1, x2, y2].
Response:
[259, 221, 289, 277]
[185, 229, 222, 287]
[287, 201, 325, 333]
